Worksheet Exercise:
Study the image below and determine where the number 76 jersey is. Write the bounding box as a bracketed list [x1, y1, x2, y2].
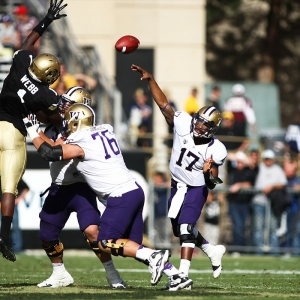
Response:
[65, 124, 137, 200]
[169, 111, 227, 187]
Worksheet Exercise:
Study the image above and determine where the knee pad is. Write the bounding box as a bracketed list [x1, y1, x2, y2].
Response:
[177, 224, 196, 245]
[42, 240, 64, 257]
[100, 239, 129, 257]
[83, 232, 102, 255]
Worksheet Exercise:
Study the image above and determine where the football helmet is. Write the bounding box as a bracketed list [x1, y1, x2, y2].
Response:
[64, 103, 95, 134]
[28, 53, 60, 85]
[191, 106, 222, 138]
[58, 87, 92, 115]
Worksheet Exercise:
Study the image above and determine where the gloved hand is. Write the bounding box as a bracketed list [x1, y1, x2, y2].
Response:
[47, 0, 68, 21]
[23, 114, 40, 140]
[59, 118, 70, 140]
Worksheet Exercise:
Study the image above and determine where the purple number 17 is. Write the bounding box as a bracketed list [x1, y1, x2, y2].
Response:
[91, 130, 120, 159]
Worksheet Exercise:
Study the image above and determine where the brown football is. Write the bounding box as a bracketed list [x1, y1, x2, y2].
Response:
[115, 35, 140, 54]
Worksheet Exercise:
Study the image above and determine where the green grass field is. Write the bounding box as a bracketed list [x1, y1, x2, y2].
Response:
[0, 250, 299, 300]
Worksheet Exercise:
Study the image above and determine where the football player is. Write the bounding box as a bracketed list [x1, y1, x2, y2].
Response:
[0, 0, 67, 262]
[23, 103, 193, 291]
[131, 64, 227, 290]
[35, 87, 125, 288]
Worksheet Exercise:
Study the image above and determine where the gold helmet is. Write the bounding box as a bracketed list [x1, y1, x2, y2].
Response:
[28, 53, 60, 85]
[191, 106, 222, 138]
[64, 103, 95, 134]
[58, 86, 92, 115]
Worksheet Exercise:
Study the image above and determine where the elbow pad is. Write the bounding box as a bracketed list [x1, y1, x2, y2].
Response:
[38, 142, 63, 161]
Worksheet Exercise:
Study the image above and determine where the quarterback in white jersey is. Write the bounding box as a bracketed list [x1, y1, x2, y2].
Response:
[131, 64, 227, 289]
[24, 103, 193, 291]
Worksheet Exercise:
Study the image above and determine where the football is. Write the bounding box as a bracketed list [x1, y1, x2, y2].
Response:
[115, 35, 140, 54]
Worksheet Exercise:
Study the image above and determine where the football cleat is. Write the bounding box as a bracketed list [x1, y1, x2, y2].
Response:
[0, 237, 16, 262]
[37, 271, 74, 288]
[161, 273, 193, 291]
[106, 270, 126, 289]
[148, 250, 170, 285]
[207, 245, 226, 278]
[111, 280, 127, 289]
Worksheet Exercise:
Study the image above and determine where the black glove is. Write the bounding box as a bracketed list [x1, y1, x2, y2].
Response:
[47, 0, 68, 20]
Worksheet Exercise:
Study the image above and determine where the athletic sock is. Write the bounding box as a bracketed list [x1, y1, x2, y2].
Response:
[179, 259, 191, 276]
[1, 216, 13, 242]
[163, 262, 181, 277]
[51, 262, 66, 276]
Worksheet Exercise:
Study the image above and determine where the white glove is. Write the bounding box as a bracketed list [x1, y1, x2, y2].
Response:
[23, 114, 40, 140]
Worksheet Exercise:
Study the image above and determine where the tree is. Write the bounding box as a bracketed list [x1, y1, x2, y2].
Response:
[206, 0, 300, 126]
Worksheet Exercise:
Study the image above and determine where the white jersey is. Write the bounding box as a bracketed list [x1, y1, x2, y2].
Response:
[66, 124, 137, 201]
[44, 124, 85, 185]
[169, 111, 227, 186]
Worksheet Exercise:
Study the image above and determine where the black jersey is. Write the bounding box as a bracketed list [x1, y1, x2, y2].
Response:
[0, 50, 60, 136]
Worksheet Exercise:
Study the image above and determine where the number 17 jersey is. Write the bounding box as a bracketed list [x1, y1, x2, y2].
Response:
[169, 111, 227, 187]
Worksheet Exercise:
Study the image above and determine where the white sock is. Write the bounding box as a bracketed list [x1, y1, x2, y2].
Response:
[52, 262, 66, 276]
[201, 243, 213, 255]
[179, 259, 191, 276]
[163, 262, 180, 277]
[135, 246, 154, 261]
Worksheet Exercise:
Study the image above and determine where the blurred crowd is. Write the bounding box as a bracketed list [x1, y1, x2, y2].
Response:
[0, 6, 97, 95]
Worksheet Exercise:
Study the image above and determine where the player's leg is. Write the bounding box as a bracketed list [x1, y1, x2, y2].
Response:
[180, 186, 226, 279]
[37, 185, 74, 288]
[97, 186, 192, 289]
[0, 122, 26, 262]
[83, 225, 126, 289]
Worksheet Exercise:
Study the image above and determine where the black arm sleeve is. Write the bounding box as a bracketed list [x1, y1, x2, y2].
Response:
[38, 142, 63, 161]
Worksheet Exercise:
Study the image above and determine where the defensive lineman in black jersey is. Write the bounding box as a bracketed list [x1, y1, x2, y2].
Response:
[0, 0, 67, 262]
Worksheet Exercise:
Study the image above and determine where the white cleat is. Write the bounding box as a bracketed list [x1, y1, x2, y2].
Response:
[110, 280, 126, 289]
[37, 271, 74, 288]
[148, 250, 170, 285]
[208, 245, 226, 278]
[161, 273, 193, 291]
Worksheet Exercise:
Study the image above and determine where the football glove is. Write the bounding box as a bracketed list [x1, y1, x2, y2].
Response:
[23, 114, 40, 140]
[47, 0, 68, 21]
[59, 118, 70, 140]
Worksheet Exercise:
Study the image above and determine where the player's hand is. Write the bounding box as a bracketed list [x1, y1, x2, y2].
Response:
[47, 0, 68, 20]
[59, 119, 70, 140]
[23, 114, 40, 132]
[131, 64, 153, 81]
[23, 114, 40, 140]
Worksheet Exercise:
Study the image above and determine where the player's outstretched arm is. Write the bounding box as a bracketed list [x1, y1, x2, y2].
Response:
[131, 64, 175, 125]
[21, 0, 68, 51]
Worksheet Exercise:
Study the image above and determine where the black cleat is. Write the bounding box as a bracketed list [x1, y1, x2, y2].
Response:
[0, 237, 16, 262]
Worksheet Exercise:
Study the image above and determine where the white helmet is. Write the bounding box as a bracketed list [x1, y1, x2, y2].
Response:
[232, 84, 245, 95]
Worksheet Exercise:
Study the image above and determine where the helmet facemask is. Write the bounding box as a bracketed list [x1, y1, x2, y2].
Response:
[58, 87, 92, 115]
[57, 96, 75, 115]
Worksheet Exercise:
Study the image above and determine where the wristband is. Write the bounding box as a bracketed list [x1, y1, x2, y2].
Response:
[33, 16, 52, 36]
[160, 102, 170, 112]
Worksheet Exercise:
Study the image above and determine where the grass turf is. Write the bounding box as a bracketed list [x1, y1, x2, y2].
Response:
[0, 251, 299, 300]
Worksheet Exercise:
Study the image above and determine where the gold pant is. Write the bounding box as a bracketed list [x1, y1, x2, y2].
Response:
[0, 121, 26, 196]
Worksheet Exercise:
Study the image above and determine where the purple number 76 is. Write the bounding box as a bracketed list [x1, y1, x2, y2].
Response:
[91, 130, 120, 159]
